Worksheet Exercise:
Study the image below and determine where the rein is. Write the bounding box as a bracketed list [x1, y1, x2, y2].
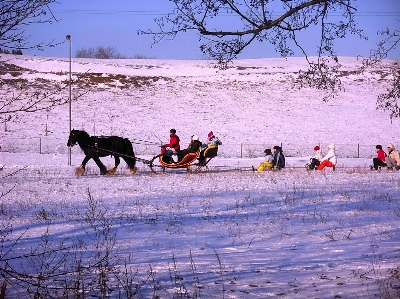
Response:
[129, 138, 160, 146]
[70, 129, 158, 146]
[88, 145, 152, 165]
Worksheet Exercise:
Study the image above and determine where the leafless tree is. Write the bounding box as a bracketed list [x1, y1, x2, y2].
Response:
[75, 46, 126, 59]
[360, 26, 400, 120]
[377, 68, 400, 120]
[0, 0, 59, 51]
[0, 62, 88, 129]
[0, 1, 77, 121]
[142, 0, 364, 62]
[0, 80, 67, 116]
[141, 1, 361, 64]
[140, 0, 399, 105]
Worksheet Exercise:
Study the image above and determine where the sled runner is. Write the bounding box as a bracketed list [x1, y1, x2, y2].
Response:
[192, 145, 219, 173]
[149, 144, 220, 173]
[149, 151, 200, 173]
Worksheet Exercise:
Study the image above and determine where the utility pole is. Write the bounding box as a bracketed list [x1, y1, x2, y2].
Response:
[66, 35, 72, 165]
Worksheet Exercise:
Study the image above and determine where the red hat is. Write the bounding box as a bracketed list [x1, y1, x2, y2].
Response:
[314, 146, 320, 151]
[208, 131, 214, 138]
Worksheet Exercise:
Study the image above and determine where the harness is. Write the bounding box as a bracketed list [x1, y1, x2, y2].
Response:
[94, 136, 98, 148]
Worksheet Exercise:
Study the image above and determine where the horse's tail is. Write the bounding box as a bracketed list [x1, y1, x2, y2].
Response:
[123, 138, 137, 169]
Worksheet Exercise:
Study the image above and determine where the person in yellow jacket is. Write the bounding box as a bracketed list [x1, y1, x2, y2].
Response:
[253, 148, 274, 172]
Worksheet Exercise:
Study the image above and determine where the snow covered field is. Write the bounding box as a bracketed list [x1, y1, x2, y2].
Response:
[0, 54, 399, 298]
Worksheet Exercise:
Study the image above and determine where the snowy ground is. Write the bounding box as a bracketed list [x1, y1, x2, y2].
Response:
[0, 54, 399, 298]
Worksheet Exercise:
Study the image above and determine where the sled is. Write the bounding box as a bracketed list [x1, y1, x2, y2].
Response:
[149, 151, 200, 173]
[192, 145, 219, 173]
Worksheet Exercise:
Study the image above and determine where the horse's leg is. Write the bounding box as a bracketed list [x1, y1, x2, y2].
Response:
[107, 156, 120, 175]
[123, 155, 137, 174]
[76, 156, 90, 176]
[122, 138, 137, 174]
[92, 156, 107, 175]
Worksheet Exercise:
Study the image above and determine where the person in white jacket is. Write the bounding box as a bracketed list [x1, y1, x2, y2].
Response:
[317, 143, 337, 171]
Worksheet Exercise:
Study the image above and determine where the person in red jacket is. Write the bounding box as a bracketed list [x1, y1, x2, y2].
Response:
[161, 129, 180, 163]
[371, 144, 387, 170]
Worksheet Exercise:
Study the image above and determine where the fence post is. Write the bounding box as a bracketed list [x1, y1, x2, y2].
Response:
[357, 143, 360, 158]
[240, 143, 243, 158]
[39, 138, 42, 154]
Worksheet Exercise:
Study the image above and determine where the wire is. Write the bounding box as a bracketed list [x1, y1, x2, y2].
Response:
[53, 9, 400, 17]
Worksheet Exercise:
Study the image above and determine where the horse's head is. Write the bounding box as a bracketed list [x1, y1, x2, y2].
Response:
[67, 130, 77, 147]
[67, 130, 90, 148]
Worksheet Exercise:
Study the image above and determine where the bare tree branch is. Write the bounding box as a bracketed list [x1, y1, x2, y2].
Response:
[0, 0, 59, 51]
[376, 66, 400, 121]
[374, 27, 400, 120]
[353, 23, 400, 119]
[0, 79, 88, 116]
[0, 60, 88, 117]
[139, 0, 362, 96]
[140, 1, 360, 60]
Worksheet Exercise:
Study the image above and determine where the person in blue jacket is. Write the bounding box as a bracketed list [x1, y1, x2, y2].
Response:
[273, 145, 285, 170]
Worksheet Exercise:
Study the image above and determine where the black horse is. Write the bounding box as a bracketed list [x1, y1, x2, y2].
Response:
[67, 129, 137, 175]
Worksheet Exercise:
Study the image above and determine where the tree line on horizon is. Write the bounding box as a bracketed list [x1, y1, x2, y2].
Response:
[0, 48, 22, 55]
[75, 46, 151, 60]
[75, 46, 126, 59]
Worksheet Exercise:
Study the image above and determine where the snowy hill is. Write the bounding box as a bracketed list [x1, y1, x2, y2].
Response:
[1, 54, 399, 159]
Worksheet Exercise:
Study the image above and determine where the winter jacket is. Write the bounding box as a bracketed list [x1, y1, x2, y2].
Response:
[186, 140, 202, 153]
[203, 136, 222, 148]
[273, 148, 285, 168]
[376, 149, 387, 162]
[264, 154, 274, 163]
[388, 148, 400, 166]
[321, 148, 337, 165]
[313, 149, 323, 161]
[165, 134, 180, 151]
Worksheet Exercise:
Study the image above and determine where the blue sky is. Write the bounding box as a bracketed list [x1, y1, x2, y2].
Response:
[24, 0, 400, 60]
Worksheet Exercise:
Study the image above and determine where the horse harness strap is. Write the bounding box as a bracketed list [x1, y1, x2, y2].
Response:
[92, 136, 99, 154]
[92, 136, 117, 156]
[91, 136, 103, 155]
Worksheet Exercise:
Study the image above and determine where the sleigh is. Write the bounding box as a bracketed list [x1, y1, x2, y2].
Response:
[149, 151, 200, 173]
[149, 145, 218, 173]
[192, 145, 219, 172]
